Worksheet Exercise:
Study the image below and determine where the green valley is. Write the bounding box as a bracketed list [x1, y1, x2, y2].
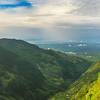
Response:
[0, 0, 100, 99]
[0, 38, 97, 100]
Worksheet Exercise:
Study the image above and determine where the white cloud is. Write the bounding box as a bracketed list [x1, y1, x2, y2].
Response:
[0, 0, 100, 35]
[72, 0, 100, 16]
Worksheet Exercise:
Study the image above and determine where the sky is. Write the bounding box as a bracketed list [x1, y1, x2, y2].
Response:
[0, 0, 100, 43]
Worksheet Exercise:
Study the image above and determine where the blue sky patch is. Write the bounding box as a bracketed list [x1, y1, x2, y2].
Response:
[0, 0, 32, 9]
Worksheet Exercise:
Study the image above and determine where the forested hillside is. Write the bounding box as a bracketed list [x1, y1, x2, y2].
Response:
[0, 45, 60, 100]
[0, 39, 91, 87]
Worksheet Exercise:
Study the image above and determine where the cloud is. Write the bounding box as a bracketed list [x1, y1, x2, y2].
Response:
[71, 0, 100, 16]
[0, 0, 100, 29]
[0, 0, 77, 27]
[0, 0, 100, 41]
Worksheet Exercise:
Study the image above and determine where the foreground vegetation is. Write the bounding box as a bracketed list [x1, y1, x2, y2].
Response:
[0, 38, 100, 100]
[49, 61, 100, 100]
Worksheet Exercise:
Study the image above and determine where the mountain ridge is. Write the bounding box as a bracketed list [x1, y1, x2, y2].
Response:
[0, 38, 91, 84]
[0, 46, 48, 100]
[0, 38, 92, 100]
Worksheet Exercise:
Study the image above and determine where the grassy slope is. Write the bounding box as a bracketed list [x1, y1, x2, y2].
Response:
[49, 61, 100, 100]
[71, 72, 100, 100]
[0, 39, 91, 86]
